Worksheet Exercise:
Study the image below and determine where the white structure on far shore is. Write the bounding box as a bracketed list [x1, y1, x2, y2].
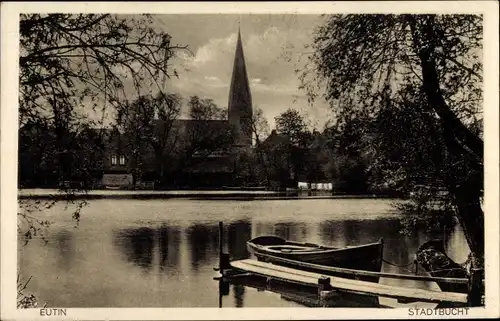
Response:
[297, 182, 333, 191]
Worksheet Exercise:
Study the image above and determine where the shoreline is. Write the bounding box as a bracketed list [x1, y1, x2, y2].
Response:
[17, 189, 403, 201]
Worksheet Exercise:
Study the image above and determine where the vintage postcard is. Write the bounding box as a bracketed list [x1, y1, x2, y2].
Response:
[1, 1, 499, 320]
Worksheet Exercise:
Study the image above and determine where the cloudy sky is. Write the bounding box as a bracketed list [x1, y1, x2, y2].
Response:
[153, 14, 333, 129]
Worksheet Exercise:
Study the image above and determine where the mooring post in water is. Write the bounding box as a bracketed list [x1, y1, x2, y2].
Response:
[214, 221, 223, 272]
[218, 277, 230, 308]
[213, 221, 223, 270]
[219, 221, 223, 262]
[318, 276, 331, 307]
[215, 221, 231, 274]
[467, 268, 483, 307]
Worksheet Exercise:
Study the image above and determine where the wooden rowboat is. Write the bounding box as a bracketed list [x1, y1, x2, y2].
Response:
[247, 236, 384, 283]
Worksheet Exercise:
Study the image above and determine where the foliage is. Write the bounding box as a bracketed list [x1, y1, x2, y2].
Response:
[274, 109, 311, 147]
[17, 275, 44, 309]
[303, 14, 484, 259]
[259, 133, 295, 188]
[175, 96, 235, 170]
[366, 91, 449, 194]
[270, 109, 314, 187]
[20, 14, 186, 126]
[251, 107, 271, 146]
[19, 13, 186, 189]
[397, 186, 456, 235]
[303, 15, 482, 128]
[115, 92, 182, 184]
[188, 96, 227, 121]
[230, 107, 271, 186]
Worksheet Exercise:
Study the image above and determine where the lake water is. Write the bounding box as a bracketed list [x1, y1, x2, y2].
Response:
[17, 197, 469, 308]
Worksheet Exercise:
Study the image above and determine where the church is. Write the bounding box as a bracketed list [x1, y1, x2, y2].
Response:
[100, 28, 256, 189]
[17, 28, 259, 190]
[18, 28, 270, 190]
[227, 27, 254, 148]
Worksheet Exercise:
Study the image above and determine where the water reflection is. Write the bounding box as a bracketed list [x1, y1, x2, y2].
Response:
[18, 198, 470, 308]
[319, 219, 398, 247]
[275, 221, 309, 240]
[252, 221, 310, 241]
[227, 220, 251, 260]
[113, 227, 155, 270]
[233, 284, 245, 308]
[54, 230, 75, 270]
[112, 225, 183, 274]
[186, 223, 219, 271]
[158, 225, 181, 272]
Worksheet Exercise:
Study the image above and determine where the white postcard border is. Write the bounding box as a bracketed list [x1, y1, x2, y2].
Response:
[1, 1, 499, 320]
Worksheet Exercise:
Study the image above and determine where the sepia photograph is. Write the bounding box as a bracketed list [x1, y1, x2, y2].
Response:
[1, 1, 499, 320]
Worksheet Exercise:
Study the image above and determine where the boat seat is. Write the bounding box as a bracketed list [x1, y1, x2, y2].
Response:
[265, 245, 322, 252]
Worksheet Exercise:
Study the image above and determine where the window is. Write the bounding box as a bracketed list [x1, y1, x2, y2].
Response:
[119, 155, 126, 166]
[111, 155, 117, 165]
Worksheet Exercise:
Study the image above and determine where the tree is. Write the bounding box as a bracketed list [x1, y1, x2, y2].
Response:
[251, 107, 271, 147]
[259, 132, 294, 188]
[249, 107, 271, 185]
[115, 92, 181, 186]
[274, 109, 313, 185]
[148, 93, 182, 184]
[179, 96, 235, 168]
[298, 123, 371, 194]
[275, 108, 311, 147]
[115, 96, 150, 187]
[18, 120, 58, 188]
[19, 14, 187, 189]
[303, 14, 484, 265]
[20, 14, 186, 123]
[188, 96, 227, 121]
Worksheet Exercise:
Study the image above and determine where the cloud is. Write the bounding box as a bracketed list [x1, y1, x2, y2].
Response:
[166, 25, 331, 129]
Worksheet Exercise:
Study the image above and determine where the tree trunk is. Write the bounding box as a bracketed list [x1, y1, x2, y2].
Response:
[160, 160, 165, 187]
[409, 16, 484, 263]
[449, 183, 484, 266]
[154, 151, 164, 187]
[130, 148, 139, 190]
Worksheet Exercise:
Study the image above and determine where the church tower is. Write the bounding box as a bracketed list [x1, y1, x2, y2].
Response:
[228, 28, 253, 147]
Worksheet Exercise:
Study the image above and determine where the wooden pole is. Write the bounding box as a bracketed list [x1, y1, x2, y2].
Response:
[219, 221, 223, 259]
[219, 221, 225, 272]
[467, 268, 483, 307]
[214, 222, 224, 272]
[318, 276, 331, 307]
[218, 279, 223, 308]
[217, 221, 231, 274]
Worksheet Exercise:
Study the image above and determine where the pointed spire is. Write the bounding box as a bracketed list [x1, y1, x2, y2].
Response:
[228, 27, 253, 147]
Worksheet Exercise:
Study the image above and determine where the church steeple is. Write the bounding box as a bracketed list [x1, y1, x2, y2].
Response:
[228, 27, 253, 147]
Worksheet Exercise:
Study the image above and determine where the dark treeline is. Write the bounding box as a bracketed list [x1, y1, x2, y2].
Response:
[18, 94, 236, 190]
[19, 98, 424, 197]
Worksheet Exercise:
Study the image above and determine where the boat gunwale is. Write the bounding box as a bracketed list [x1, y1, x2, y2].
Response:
[247, 236, 383, 256]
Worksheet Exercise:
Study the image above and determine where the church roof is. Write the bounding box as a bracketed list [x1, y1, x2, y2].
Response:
[228, 28, 252, 119]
